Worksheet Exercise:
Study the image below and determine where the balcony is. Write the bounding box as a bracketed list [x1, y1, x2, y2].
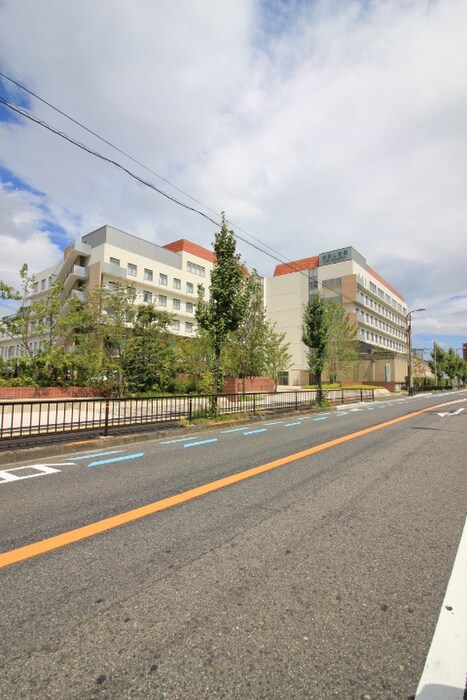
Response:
[102, 262, 127, 280]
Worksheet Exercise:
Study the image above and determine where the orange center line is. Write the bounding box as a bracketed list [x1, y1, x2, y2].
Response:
[0, 399, 460, 569]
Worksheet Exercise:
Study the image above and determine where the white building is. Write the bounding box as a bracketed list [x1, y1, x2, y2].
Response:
[0, 225, 215, 360]
[264, 246, 408, 386]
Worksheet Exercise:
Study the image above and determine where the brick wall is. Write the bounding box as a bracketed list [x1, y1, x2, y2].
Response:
[222, 377, 275, 394]
[0, 386, 102, 400]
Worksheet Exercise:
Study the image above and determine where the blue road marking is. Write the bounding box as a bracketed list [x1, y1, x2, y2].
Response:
[284, 421, 302, 427]
[335, 412, 348, 416]
[313, 416, 328, 421]
[243, 428, 268, 435]
[263, 420, 285, 425]
[221, 427, 247, 433]
[160, 436, 199, 444]
[72, 450, 126, 461]
[184, 438, 218, 448]
[366, 407, 375, 410]
[88, 453, 144, 468]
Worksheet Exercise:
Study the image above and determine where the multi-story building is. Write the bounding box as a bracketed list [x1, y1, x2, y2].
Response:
[0, 225, 215, 360]
[264, 246, 408, 386]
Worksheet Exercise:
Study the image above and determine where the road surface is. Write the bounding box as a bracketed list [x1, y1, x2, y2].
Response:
[1, 391, 466, 699]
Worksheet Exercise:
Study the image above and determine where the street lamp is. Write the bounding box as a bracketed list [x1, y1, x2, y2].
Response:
[406, 308, 426, 395]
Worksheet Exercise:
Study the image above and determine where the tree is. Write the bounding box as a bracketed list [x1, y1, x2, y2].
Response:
[325, 300, 358, 383]
[87, 282, 137, 396]
[302, 293, 330, 404]
[429, 343, 447, 385]
[175, 330, 214, 393]
[224, 271, 268, 390]
[125, 305, 176, 394]
[0, 264, 88, 384]
[263, 321, 292, 390]
[196, 214, 248, 398]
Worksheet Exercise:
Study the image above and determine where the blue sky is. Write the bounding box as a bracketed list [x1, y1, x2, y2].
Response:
[0, 0, 466, 357]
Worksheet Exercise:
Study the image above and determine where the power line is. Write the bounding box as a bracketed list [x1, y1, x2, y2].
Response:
[0, 86, 406, 319]
[0, 69, 301, 273]
[0, 93, 313, 276]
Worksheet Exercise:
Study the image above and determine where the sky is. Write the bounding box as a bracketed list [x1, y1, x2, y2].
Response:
[0, 0, 466, 357]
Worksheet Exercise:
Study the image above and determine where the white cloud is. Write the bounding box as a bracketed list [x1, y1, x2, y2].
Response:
[0, 0, 466, 340]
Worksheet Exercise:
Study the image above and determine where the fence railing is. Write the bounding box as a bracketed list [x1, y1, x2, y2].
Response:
[0, 388, 374, 444]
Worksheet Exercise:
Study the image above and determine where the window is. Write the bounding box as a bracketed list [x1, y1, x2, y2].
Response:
[171, 320, 180, 332]
[158, 295, 167, 307]
[41, 279, 46, 290]
[159, 273, 168, 286]
[144, 268, 153, 282]
[127, 263, 137, 277]
[108, 281, 117, 291]
[186, 282, 194, 294]
[110, 257, 120, 266]
[173, 278, 181, 290]
[33, 281, 39, 294]
[143, 290, 153, 303]
[369, 282, 377, 293]
[187, 261, 205, 277]
[172, 298, 180, 310]
[186, 302, 194, 314]
[185, 322, 193, 333]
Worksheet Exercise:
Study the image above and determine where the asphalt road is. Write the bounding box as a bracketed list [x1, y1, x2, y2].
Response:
[1, 391, 466, 699]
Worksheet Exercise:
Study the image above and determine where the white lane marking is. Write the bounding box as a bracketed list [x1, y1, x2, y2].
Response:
[415, 517, 467, 699]
[160, 436, 199, 444]
[71, 450, 127, 460]
[0, 464, 71, 483]
[437, 408, 465, 418]
[184, 438, 218, 448]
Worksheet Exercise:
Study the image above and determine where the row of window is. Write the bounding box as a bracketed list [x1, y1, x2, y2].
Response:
[359, 328, 404, 353]
[141, 290, 194, 313]
[358, 292, 405, 326]
[32, 275, 54, 294]
[359, 310, 405, 340]
[110, 257, 205, 285]
[359, 276, 405, 314]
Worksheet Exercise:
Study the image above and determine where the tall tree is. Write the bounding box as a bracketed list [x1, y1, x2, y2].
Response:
[196, 214, 248, 398]
[325, 300, 358, 383]
[429, 343, 447, 384]
[87, 282, 137, 397]
[263, 321, 292, 390]
[125, 305, 176, 394]
[224, 271, 268, 389]
[302, 293, 330, 404]
[0, 264, 87, 384]
[175, 330, 214, 393]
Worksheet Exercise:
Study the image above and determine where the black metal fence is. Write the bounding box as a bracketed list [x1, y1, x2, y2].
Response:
[0, 388, 374, 443]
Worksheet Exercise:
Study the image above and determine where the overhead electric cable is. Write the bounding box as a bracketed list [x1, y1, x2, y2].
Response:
[0, 85, 408, 317]
[0, 69, 297, 271]
[0, 95, 298, 270]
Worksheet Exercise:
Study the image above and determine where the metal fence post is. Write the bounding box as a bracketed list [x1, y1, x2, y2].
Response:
[104, 399, 110, 437]
[189, 397, 193, 422]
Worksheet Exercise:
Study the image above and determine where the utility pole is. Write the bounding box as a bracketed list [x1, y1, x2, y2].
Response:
[433, 341, 437, 385]
[406, 308, 426, 395]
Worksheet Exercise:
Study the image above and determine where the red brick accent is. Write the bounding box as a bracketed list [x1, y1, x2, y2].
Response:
[222, 377, 275, 394]
[0, 387, 102, 400]
[274, 256, 319, 276]
[163, 239, 215, 263]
